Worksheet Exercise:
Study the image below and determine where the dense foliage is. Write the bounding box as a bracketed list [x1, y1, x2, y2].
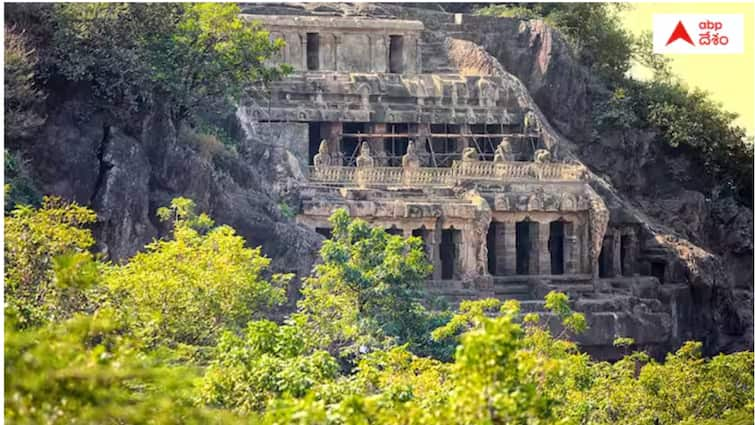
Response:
[477, 3, 753, 206]
[5, 2, 287, 125]
[3, 26, 46, 140]
[4, 199, 753, 424]
[3, 3, 753, 422]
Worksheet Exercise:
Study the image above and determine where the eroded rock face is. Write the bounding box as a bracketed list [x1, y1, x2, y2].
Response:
[20, 98, 322, 290]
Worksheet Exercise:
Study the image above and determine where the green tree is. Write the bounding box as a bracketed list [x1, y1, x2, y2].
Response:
[4, 26, 46, 140]
[104, 197, 289, 349]
[295, 208, 446, 359]
[4, 308, 240, 425]
[46, 3, 288, 123]
[199, 320, 340, 414]
[4, 196, 98, 327]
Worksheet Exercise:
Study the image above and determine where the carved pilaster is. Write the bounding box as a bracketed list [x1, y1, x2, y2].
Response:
[587, 188, 609, 282]
[502, 222, 517, 275]
[428, 229, 442, 281]
[463, 190, 492, 278]
[612, 229, 622, 276]
[538, 221, 551, 275]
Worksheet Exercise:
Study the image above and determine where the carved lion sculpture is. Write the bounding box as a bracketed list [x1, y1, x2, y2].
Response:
[534, 148, 552, 163]
[462, 147, 478, 162]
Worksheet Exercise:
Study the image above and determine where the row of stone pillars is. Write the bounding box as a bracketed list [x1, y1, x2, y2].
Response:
[318, 219, 586, 280]
[487, 220, 581, 276]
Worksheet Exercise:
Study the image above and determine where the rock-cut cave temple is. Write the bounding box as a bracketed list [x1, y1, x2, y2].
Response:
[236, 10, 730, 359]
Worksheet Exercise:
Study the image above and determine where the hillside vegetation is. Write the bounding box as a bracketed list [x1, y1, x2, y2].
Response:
[5, 197, 753, 424]
[4, 3, 754, 423]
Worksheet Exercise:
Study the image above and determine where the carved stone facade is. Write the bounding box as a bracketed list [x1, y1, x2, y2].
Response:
[230, 4, 753, 361]
[238, 13, 699, 359]
[240, 14, 637, 291]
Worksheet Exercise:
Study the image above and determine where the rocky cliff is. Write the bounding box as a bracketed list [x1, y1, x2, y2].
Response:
[7, 3, 752, 354]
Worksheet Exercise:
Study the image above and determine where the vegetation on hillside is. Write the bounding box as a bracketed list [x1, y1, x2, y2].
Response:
[3, 4, 754, 422]
[4, 198, 754, 424]
[477, 3, 753, 206]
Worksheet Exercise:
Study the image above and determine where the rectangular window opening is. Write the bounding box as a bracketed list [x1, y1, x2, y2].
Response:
[389, 35, 404, 73]
[307, 33, 320, 71]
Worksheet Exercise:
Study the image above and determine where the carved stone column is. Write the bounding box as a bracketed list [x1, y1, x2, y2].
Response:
[428, 230, 442, 280]
[538, 221, 551, 275]
[502, 221, 517, 275]
[624, 231, 638, 276]
[301, 34, 308, 71]
[416, 123, 431, 166]
[612, 229, 622, 276]
[565, 234, 579, 274]
[563, 221, 578, 274]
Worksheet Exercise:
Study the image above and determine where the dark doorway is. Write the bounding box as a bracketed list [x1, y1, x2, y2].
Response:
[549, 221, 565, 275]
[620, 235, 629, 276]
[389, 35, 404, 73]
[598, 235, 613, 278]
[386, 226, 403, 236]
[308, 122, 322, 165]
[516, 221, 536, 275]
[306, 33, 319, 71]
[385, 123, 409, 166]
[651, 261, 665, 284]
[428, 124, 460, 167]
[486, 222, 499, 275]
[469, 124, 500, 161]
[440, 228, 459, 279]
[342, 122, 367, 166]
[412, 228, 431, 258]
[315, 227, 332, 239]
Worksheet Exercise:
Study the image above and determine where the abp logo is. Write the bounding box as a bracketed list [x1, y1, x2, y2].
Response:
[653, 14, 744, 54]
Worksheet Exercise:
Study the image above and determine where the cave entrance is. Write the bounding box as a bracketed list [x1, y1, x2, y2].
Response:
[516, 220, 538, 275]
[549, 220, 565, 275]
[306, 33, 320, 71]
[620, 234, 629, 276]
[598, 234, 614, 278]
[440, 228, 459, 279]
[342, 122, 367, 166]
[651, 261, 665, 284]
[385, 123, 409, 166]
[412, 228, 430, 257]
[469, 124, 501, 161]
[429, 124, 460, 167]
[315, 227, 332, 239]
[308, 122, 322, 165]
[486, 221, 506, 276]
[389, 35, 404, 73]
[386, 225, 403, 236]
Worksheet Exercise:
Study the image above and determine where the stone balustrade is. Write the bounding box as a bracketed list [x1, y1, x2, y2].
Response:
[308, 161, 587, 186]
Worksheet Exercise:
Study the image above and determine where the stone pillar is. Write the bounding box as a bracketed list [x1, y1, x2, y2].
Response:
[416, 123, 431, 166]
[502, 222, 517, 275]
[301, 34, 308, 71]
[538, 221, 551, 275]
[459, 124, 471, 153]
[322, 122, 343, 165]
[563, 222, 578, 274]
[625, 232, 638, 276]
[612, 229, 622, 276]
[428, 230, 442, 281]
[369, 123, 387, 166]
[581, 223, 591, 275]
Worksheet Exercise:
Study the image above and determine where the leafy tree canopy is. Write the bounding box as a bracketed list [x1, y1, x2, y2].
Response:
[7, 2, 288, 124]
[3, 198, 753, 424]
